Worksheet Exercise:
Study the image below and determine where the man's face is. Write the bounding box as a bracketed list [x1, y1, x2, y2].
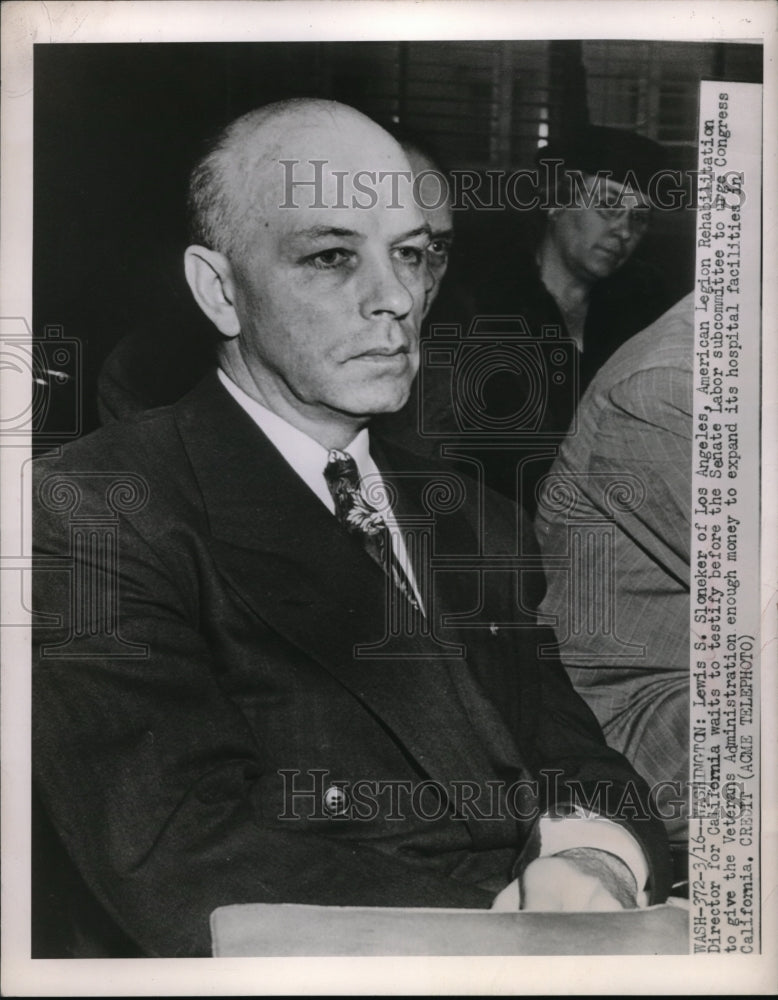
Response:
[404, 147, 454, 315]
[551, 174, 650, 282]
[229, 120, 429, 424]
[421, 198, 454, 316]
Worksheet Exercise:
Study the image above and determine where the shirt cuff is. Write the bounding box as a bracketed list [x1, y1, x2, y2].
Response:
[537, 812, 649, 893]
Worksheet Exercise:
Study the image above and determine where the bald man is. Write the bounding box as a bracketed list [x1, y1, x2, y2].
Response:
[94, 130, 458, 424]
[33, 100, 671, 957]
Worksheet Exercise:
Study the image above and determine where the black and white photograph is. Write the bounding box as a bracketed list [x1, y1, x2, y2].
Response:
[1, 1, 776, 994]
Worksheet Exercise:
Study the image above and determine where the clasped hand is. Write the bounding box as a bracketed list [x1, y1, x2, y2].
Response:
[491, 848, 647, 912]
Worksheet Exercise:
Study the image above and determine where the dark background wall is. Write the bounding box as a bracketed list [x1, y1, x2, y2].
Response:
[33, 40, 763, 437]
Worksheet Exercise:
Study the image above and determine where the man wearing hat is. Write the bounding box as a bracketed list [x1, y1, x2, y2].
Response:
[532, 126, 669, 383]
[469, 126, 673, 512]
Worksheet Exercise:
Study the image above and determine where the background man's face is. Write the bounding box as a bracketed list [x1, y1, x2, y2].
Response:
[230, 122, 429, 423]
[552, 174, 650, 282]
[404, 146, 454, 315]
[421, 197, 453, 316]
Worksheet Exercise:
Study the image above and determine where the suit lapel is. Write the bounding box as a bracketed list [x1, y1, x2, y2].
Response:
[172, 375, 524, 791]
[368, 436, 539, 839]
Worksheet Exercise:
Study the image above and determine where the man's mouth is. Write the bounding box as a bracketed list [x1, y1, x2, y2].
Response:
[349, 347, 414, 375]
[354, 357, 409, 374]
[352, 347, 411, 365]
[595, 245, 623, 263]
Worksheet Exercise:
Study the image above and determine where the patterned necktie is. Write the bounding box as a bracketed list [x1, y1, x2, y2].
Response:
[324, 449, 420, 612]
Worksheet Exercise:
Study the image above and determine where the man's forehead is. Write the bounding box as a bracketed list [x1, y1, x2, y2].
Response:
[261, 162, 426, 235]
[596, 175, 650, 208]
[272, 202, 428, 244]
[236, 109, 411, 185]
[239, 155, 424, 226]
[221, 106, 428, 246]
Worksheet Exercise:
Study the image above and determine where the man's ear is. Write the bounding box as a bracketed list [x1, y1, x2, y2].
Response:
[184, 245, 241, 338]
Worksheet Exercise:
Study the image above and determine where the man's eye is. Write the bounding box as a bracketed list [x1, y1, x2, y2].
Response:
[427, 239, 452, 260]
[594, 207, 651, 228]
[392, 245, 425, 266]
[309, 249, 353, 269]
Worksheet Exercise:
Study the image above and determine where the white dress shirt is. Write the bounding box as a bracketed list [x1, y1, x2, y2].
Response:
[217, 370, 425, 610]
[218, 368, 649, 902]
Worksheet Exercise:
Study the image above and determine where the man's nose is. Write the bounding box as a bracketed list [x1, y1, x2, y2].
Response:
[359, 254, 417, 320]
[610, 210, 638, 243]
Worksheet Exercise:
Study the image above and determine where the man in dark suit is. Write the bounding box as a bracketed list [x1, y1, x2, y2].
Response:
[33, 99, 671, 957]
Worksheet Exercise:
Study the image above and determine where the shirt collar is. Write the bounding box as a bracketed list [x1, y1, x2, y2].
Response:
[217, 368, 374, 514]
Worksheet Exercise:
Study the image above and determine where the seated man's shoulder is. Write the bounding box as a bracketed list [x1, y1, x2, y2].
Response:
[32, 396, 204, 542]
[35, 371, 230, 481]
[572, 293, 694, 432]
[546, 294, 695, 483]
[35, 403, 180, 479]
[594, 292, 694, 393]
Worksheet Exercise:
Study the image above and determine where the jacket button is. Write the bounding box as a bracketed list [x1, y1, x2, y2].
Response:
[323, 785, 349, 816]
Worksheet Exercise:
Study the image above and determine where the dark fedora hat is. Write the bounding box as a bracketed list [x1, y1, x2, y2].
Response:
[537, 125, 667, 194]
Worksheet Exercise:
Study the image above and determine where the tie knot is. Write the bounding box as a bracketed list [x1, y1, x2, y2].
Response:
[324, 449, 360, 491]
[324, 449, 385, 536]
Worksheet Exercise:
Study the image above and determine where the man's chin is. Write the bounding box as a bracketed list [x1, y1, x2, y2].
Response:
[338, 384, 414, 420]
[590, 252, 627, 279]
[359, 368, 418, 411]
[364, 392, 413, 417]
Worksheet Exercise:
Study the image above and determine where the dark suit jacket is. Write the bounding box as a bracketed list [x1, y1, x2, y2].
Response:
[32, 373, 670, 957]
